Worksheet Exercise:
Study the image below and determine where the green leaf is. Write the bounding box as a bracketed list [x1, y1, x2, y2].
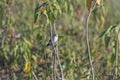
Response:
[34, 13, 39, 23]
[99, 24, 118, 37]
[52, 2, 62, 17]
[111, 53, 115, 64]
[36, 33, 42, 40]
[104, 35, 111, 48]
[34, 2, 48, 23]
[0, 4, 3, 25]
[47, 8, 55, 21]
[34, 4, 39, 23]
[99, 28, 109, 37]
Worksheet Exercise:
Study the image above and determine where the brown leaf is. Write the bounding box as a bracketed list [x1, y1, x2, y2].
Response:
[86, 0, 93, 11]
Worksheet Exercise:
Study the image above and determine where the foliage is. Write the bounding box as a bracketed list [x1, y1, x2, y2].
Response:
[0, 0, 120, 80]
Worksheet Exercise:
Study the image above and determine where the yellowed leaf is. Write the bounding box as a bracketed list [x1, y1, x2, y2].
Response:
[25, 61, 31, 73]
[95, 0, 101, 5]
[23, 38, 32, 47]
[32, 55, 37, 63]
[100, 16, 105, 28]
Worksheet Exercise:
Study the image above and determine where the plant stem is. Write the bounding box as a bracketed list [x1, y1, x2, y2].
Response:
[56, 43, 64, 80]
[32, 71, 38, 80]
[53, 22, 64, 80]
[50, 23, 57, 80]
[85, 2, 96, 80]
[53, 51, 57, 80]
[115, 29, 120, 79]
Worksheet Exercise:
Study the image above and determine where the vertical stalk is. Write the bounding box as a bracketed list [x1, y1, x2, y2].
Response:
[53, 51, 57, 80]
[53, 22, 64, 80]
[85, 1, 96, 80]
[115, 29, 120, 79]
[86, 10, 95, 80]
[50, 23, 57, 80]
[56, 43, 64, 80]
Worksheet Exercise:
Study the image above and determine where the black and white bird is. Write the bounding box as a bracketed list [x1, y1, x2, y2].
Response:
[47, 34, 58, 46]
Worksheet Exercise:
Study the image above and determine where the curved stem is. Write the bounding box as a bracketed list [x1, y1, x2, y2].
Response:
[85, 2, 96, 80]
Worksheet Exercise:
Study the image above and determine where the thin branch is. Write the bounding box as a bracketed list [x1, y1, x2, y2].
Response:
[50, 23, 57, 80]
[54, 22, 64, 80]
[53, 22, 57, 35]
[32, 71, 38, 80]
[56, 43, 64, 80]
[53, 51, 57, 80]
[44, 47, 48, 79]
[115, 29, 120, 79]
[85, 1, 96, 80]
[49, 21, 64, 80]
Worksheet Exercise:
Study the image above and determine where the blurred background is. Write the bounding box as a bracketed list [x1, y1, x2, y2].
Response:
[0, 0, 120, 80]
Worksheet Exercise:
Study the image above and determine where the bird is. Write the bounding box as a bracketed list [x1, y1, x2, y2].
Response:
[47, 34, 58, 46]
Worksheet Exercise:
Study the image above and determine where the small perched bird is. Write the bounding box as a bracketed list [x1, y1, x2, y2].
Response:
[47, 34, 58, 46]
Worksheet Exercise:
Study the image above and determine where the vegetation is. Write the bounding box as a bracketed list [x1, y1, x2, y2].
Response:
[0, 0, 120, 80]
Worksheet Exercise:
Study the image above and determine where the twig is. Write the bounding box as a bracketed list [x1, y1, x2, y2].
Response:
[44, 46, 48, 80]
[49, 21, 64, 80]
[54, 23, 64, 80]
[50, 23, 57, 80]
[56, 43, 64, 80]
[53, 51, 57, 80]
[32, 71, 38, 80]
[85, 1, 96, 80]
[115, 29, 120, 79]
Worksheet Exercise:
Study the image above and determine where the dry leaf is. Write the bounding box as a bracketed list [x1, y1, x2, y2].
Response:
[95, 0, 101, 5]
[40, 6, 46, 12]
[86, 0, 93, 11]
